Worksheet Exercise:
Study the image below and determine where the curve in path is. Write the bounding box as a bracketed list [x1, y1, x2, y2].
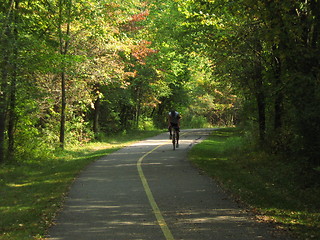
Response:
[47, 129, 291, 240]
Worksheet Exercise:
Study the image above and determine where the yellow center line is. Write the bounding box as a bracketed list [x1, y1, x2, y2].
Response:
[137, 143, 174, 240]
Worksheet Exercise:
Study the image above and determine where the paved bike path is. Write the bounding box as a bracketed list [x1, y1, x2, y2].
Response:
[47, 129, 291, 240]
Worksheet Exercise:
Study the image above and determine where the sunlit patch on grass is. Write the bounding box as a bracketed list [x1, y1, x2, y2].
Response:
[6, 182, 33, 188]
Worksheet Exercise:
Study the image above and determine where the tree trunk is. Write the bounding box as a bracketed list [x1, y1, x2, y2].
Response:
[0, 19, 11, 163]
[8, 59, 17, 157]
[274, 89, 283, 130]
[310, 0, 320, 50]
[93, 96, 100, 136]
[8, 0, 19, 157]
[136, 102, 141, 129]
[0, 66, 8, 163]
[59, 71, 66, 148]
[253, 39, 266, 143]
[135, 87, 141, 129]
[58, 0, 72, 149]
[256, 84, 266, 143]
[273, 56, 282, 131]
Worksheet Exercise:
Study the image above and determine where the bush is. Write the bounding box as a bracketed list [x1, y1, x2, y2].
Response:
[182, 114, 211, 128]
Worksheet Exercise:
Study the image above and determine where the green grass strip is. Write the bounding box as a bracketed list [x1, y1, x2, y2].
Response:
[0, 130, 162, 240]
[188, 128, 320, 240]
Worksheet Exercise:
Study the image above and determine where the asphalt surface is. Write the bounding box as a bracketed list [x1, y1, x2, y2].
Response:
[47, 129, 291, 240]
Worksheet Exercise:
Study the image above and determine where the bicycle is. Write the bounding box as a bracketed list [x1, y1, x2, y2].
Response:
[172, 126, 179, 150]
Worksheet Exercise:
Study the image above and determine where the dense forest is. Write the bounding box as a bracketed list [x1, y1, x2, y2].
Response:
[1, 0, 320, 172]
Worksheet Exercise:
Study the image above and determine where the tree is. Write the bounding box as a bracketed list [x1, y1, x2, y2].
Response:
[0, 0, 20, 162]
[57, 0, 72, 149]
[177, 0, 320, 168]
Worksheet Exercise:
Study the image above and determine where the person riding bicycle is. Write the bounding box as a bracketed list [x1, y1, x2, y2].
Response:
[168, 110, 181, 145]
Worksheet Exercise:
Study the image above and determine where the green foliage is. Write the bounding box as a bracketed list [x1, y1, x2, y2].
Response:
[0, 0, 167, 162]
[182, 114, 211, 129]
[1, 0, 245, 163]
[178, 0, 320, 169]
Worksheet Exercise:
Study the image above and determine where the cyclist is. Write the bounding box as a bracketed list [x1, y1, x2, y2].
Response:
[168, 110, 181, 147]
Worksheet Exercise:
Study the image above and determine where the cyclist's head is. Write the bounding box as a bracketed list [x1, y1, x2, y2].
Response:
[170, 110, 176, 116]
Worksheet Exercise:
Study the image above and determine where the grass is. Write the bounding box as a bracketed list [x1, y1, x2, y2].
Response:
[188, 128, 320, 240]
[0, 130, 162, 240]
